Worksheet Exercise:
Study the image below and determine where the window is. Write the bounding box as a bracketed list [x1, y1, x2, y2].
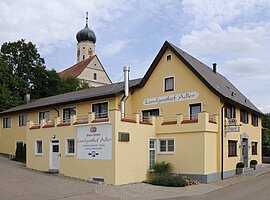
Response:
[142, 109, 159, 122]
[92, 102, 108, 119]
[66, 139, 75, 155]
[39, 111, 50, 123]
[164, 77, 174, 92]
[166, 54, 172, 61]
[35, 140, 42, 155]
[149, 139, 156, 170]
[252, 114, 258, 127]
[189, 103, 201, 120]
[228, 140, 237, 157]
[93, 73, 97, 80]
[240, 109, 248, 124]
[63, 107, 76, 122]
[252, 142, 258, 155]
[3, 117, 11, 128]
[19, 114, 28, 127]
[225, 104, 236, 119]
[158, 138, 174, 154]
[83, 55, 85, 60]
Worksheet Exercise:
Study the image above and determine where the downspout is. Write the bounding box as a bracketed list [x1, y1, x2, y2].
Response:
[121, 66, 130, 118]
[52, 107, 60, 117]
[221, 102, 226, 180]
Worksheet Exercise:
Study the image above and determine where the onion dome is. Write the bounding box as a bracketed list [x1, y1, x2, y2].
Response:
[76, 12, 96, 44]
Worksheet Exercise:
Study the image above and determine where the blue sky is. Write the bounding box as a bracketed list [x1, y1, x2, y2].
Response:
[0, 0, 270, 112]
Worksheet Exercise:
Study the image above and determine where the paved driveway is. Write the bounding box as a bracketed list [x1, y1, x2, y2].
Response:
[0, 156, 118, 200]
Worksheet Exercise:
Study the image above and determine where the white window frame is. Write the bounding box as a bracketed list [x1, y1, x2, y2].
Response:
[158, 138, 175, 154]
[148, 138, 157, 171]
[35, 139, 43, 156]
[65, 138, 75, 156]
[18, 114, 28, 127]
[166, 54, 172, 61]
[163, 76, 175, 92]
[2, 116, 11, 128]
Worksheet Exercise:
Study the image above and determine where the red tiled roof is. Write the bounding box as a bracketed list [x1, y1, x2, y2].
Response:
[59, 56, 95, 78]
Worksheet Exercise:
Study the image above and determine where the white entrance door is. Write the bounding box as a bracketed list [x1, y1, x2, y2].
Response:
[50, 141, 59, 170]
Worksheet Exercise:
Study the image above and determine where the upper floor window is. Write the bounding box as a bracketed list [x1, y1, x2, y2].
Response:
[189, 103, 201, 120]
[92, 102, 108, 119]
[82, 55, 85, 60]
[93, 73, 97, 80]
[39, 111, 50, 123]
[18, 114, 28, 127]
[252, 114, 258, 127]
[225, 104, 236, 119]
[166, 54, 172, 61]
[240, 109, 249, 124]
[142, 109, 159, 122]
[2, 117, 11, 128]
[164, 77, 174, 92]
[63, 107, 76, 122]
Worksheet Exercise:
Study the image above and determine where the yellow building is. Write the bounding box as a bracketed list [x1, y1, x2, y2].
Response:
[0, 41, 262, 185]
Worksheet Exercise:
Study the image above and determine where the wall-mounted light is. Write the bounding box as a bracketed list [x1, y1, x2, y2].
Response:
[52, 135, 56, 139]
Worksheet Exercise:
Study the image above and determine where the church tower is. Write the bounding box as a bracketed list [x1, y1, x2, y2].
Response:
[76, 12, 96, 63]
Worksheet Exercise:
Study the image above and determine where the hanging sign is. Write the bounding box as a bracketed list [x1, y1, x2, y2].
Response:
[143, 91, 199, 106]
[77, 124, 112, 160]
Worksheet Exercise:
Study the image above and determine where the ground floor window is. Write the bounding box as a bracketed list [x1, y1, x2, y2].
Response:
[228, 140, 237, 157]
[35, 140, 42, 155]
[66, 138, 75, 155]
[149, 139, 156, 170]
[158, 138, 174, 154]
[252, 142, 258, 155]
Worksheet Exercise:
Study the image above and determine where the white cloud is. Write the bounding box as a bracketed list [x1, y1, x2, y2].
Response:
[180, 22, 270, 57]
[102, 39, 130, 57]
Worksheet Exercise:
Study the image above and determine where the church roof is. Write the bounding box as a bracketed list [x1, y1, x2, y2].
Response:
[59, 56, 95, 78]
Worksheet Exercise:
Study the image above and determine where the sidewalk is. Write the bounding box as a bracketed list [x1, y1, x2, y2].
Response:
[96, 164, 270, 200]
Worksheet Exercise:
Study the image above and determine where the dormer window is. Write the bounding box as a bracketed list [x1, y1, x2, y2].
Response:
[166, 54, 172, 61]
[93, 73, 97, 80]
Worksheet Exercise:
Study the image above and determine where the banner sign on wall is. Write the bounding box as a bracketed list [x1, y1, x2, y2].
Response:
[77, 124, 112, 160]
[143, 91, 199, 106]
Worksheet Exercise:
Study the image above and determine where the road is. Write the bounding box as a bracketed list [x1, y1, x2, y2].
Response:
[165, 172, 270, 200]
[0, 156, 118, 200]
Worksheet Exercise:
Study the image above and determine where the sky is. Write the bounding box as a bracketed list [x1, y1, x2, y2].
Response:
[0, 0, 270, 113]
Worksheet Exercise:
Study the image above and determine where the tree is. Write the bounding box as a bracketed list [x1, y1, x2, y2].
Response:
[0, 39, 90, 111]
[262, 113, 270, 145]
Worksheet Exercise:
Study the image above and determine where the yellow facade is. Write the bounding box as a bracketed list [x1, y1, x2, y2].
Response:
[0, 43, 262, 184]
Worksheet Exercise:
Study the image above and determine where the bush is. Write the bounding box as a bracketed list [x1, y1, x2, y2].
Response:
[250, 160, 258, 165]
[151, 174, 187, 187]
[236, 162, 245, 168]
[152, 161, 173, 175]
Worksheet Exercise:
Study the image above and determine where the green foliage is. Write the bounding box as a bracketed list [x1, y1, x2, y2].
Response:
[0, 39, 90, 112]
[250, 160, 258, 165]
[152, 161, 173, 175]
[151, 175, 187, 187]
[262, 113, 270, 145]
[236, 162, 245, 168]
[262, 145, 270, 156]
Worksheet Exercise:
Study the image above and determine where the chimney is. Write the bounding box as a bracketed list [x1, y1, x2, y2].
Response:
[212, 63, 217, 73]
[121, 66, 130, 118]
[24, 93, 30, 104]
